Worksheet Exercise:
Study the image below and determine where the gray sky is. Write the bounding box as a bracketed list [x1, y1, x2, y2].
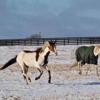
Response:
[0, 0, 100, 39]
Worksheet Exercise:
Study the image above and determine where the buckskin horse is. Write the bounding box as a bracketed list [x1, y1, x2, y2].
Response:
[70, 46, 100, 76]
[0, 41, 57, 85]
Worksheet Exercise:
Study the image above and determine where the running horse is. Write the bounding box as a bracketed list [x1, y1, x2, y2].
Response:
[70, 46, 100, 76]
[0, 41, 57, 85]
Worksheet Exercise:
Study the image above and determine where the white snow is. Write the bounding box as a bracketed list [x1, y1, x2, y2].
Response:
[0, 44, 100, 100]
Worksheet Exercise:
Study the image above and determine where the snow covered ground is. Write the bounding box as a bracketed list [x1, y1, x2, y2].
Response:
[0, 44, 100, 100]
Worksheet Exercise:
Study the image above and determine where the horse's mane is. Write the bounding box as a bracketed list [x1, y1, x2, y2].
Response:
[35, 47, 42, 52]
[24, 41, 50, 54]
[35, 42, 50, 61]
[41, 41, 50, 52]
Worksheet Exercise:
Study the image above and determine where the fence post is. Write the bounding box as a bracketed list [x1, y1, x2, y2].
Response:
[68, 38, 69, 44]
[43, 38, 44, 45]
[92, 37, 94, 44]
[77, 39, 78, 45]
[90, 38, 92, 44]
[24, 40, 26, 45]
[80, 38, 81, 44]
[37, 39, 39, 45]
[18, 39, 20, 45]
[11, 40, 13, 46]
[31, 39, 32, 45]
[64, 39, 65, 45]
[6, 40, 7, 46]
[55, 38, 57, 45]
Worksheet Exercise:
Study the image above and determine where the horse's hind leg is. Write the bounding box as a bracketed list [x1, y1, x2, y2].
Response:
[78, 62, 82, 75]
[22, 72, 28, 85]
[86, 64, 89, 75]
[35, 68, 43, 80]
[22, 65, 31, 84]
[95, 65, 99, 76]
[22, 67, 29, 85]
[19, 63, 31, 85]
[24, 64, 31, 82]
[17, 54, 31, 85]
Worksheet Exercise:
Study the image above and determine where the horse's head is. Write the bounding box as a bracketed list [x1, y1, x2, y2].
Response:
[48, 41, 57, 56]
[94, 46, 100, 56]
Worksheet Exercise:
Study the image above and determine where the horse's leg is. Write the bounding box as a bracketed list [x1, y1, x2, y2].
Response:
[17, 54, 31, 85]
[18, 65, 28, 84]
[19, 63, 31, 85]
[22, 67, 29, 85]
[47, 66, 51, 83]
[22, 71, 28, 85]
[78, 62, 82, 75]
[23, 65, 31, 84]
[24, 64, 31, 82]
[22, 68, 28, 85]
[35, 68, 43, 80]
[95, 65, 99, 76]
[86, 64, 89, 75]
[43, 65, 51, 83]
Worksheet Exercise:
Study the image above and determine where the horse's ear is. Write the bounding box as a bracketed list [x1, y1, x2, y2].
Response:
[53, 41, 56, 44]
[48, 40, 56, 45]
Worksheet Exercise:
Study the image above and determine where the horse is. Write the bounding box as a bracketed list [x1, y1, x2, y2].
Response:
[0, 41, 57, 85]
[70, 45, 100, 76]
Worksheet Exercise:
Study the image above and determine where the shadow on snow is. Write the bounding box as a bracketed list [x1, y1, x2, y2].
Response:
[85, 82, 100, 85]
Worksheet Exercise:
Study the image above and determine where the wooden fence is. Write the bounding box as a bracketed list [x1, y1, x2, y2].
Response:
[0, 37, 100, 46]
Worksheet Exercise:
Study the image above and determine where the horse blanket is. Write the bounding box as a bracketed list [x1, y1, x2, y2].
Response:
[76, 46, 98, 65]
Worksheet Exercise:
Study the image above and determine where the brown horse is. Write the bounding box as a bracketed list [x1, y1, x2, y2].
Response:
[0, 41, 57, 85]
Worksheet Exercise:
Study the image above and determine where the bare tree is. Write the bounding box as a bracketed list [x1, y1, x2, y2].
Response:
[27, 32, 42, 39]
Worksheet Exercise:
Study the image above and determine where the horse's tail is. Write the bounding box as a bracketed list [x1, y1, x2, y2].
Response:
[0, 55, 17, 70]
[70, 61, 78, 70]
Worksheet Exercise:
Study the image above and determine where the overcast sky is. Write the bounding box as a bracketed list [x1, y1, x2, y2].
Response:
[0, 0, 100, 39]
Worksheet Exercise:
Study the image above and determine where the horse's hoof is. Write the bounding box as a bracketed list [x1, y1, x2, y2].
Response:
[48, 80, 51, 83]
[28, 78, 31, 82]
[85, 73, 88, 76]
[97, 74, 99, 76]
[79, 72, 82, 75]
[35, 77, 39, 80]
[26, 82, 29, 85]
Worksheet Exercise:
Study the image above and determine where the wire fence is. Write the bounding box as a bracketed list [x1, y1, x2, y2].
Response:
[0, 37, 100, 46]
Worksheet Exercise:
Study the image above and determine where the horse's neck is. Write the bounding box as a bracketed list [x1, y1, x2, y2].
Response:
[41, 47, 50, 56]
[40, 48, 49, 57]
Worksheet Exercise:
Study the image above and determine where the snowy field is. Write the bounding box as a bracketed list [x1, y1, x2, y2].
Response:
[0, 44, 100, 100]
